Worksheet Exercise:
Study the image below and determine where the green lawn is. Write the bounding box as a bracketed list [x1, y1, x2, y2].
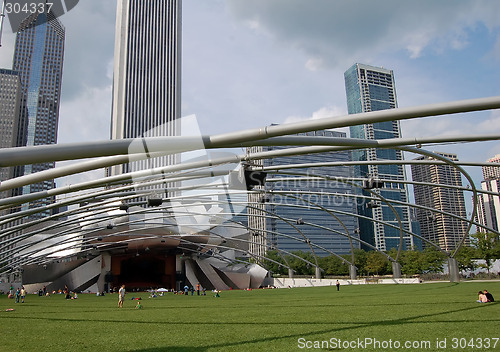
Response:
[1, 282, 499, 351]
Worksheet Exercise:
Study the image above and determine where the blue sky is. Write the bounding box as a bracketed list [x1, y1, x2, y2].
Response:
[0, 0, 499, 204]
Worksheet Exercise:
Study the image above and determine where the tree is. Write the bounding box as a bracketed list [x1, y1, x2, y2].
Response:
[287, 251, 316, 276]
[470, 232, 500, 275]
[365, 251, 389, 276]
[318, 255, 349, 276]
[399, 251, 425, 276]
[492, 239, 500, 259]
[421, 247, 447, 273]
[454, 245, 477, 272]
[263, 250, 287, 276]
[352, 249, 368, 276]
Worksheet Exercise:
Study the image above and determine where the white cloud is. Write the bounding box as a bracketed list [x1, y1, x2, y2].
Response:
[283, 105, 345, 124]
[476, 110, 500, 134]
[58, 84, 112, 144]
[226, 0, 500, 70]
[282, 105, 349, 136]
[402, 110, 500, 140]
[60, 1, 116, 100]
[305, 57, 323, 72]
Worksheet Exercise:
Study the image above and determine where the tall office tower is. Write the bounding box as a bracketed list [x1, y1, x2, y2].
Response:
[344, 63, 414, 251]
[12, 12, 65, 217]
[0, 69, 21, 201]
[476, 155, 500, 233]
[482, 154, 500, 180]
[411, 152, 468, 251]
[247, 130, 359, 258]
[110, 0, 182, 176]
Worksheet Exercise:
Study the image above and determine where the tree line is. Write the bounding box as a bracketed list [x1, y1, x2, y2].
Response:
[263, 232, 500, 277]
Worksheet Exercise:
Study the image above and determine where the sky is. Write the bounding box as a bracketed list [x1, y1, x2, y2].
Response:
[0, 0, 500, 209]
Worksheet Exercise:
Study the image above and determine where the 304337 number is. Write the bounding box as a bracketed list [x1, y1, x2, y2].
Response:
[4, 2, 53, 14]
[451, 337, 499, 349]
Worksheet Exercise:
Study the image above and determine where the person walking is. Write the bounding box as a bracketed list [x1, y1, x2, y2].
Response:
[336, 280, 340, 291]
[118, 285, 126, 308]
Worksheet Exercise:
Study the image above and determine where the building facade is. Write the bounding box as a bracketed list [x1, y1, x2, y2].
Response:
[247, 130, 360, 258]
[411, 152, 468, 251]
[476, 154, 500, 234]
[12, 12, 65, 216]
[344, 63, 414, 251]
[482, 154, 500, 180]
[0, 69, 21, 200]
[110, 0, 182, 176]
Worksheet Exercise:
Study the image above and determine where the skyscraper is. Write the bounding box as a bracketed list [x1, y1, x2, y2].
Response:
[247, 130, 359, 257]
[411, 152, 468, 251]
[476, 154, 500, 234]
[482, 154, 500, 180]
[344, 63, 414, 251]
[12, 12, 65, 216]
[110, 0, 182, 176]
[0, 69, 21, 201]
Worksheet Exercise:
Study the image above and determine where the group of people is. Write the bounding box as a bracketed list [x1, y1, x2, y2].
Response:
[116, 282, 224, 308]
[181, 283, 207, 296]
[477, 289, 495, 303]
[36, 286, 48, 297]
[8, 284, 82, 301]
[8, 286, 26, 303]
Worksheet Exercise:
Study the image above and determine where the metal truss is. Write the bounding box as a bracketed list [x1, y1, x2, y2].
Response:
[0, 95, 499, 282]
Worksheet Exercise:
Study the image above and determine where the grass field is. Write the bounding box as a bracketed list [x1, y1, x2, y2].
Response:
[1, 281, 499, 351]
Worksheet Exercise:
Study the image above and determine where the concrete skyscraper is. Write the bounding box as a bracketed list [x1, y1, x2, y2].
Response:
[476, 154, 500, 234]
[110, 0, 182, 176]
[0, 69, 21, 201]
[12, 12, 65, 216]
[411, 152, 468, 251]
[344, 63, 414, 251]
[482, 154, 500, 180]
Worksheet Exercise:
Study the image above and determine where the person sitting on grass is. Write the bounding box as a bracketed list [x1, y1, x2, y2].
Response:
[135, 301, 143, 309]
[484, 290, 494, 302]
[477, 291, 488, 303]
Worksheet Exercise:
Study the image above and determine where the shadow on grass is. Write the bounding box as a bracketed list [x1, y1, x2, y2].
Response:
[5, 303, 497, 351]
[129, 348, 207, 352]
[122, 303, 498, 351]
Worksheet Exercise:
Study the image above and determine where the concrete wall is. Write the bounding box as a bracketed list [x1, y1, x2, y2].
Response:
[264, 277, 420, 288]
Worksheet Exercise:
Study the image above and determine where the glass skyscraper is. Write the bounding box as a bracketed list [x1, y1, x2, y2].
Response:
[344, 63, 414, 251]
[248, 130, 360, 257]
[110, 0, 182, 176]
[12, 12, 65, 216]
